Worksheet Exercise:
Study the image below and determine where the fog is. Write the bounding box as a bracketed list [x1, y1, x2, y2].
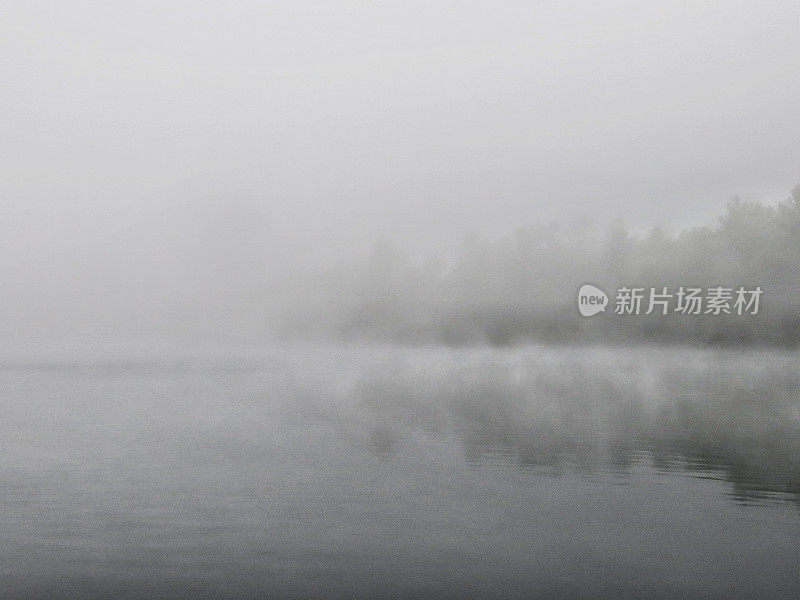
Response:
[4, 1, 800, 350]
[4, 1, 800, 268]
[5, 5, 800, 597]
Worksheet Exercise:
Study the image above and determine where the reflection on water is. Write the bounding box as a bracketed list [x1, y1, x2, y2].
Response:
[1, 345, 800, 598]
[354, 347, 800, 508]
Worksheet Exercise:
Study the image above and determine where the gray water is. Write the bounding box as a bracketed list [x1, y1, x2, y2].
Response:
[2, 345, 799, 599]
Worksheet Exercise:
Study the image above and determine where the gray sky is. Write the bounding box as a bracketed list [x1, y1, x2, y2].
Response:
[3, 0, 800, 268]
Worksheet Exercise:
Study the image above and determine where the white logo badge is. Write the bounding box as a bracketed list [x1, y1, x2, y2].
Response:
[578, 284, 608, 316]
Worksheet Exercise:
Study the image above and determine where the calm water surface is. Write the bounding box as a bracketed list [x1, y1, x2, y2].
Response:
[1, 345, 799, 599]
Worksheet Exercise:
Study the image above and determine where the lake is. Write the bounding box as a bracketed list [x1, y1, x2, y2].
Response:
[2, 345, 799, 599]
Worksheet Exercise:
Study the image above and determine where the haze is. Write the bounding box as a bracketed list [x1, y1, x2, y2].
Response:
[2, 0, 799, 349]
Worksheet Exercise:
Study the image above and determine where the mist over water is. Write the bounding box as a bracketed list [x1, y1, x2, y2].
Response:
[2, 346, 800, 599]
[4, 1, 800, 598]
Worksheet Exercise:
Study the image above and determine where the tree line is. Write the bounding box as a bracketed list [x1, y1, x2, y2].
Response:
[273, 186, 800, 347]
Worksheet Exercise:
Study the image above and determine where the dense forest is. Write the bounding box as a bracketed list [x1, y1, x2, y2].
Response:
[274, 186, 800, 347]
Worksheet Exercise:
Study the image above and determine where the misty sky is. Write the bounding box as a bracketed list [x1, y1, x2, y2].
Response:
[3, 0, 800, 269]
